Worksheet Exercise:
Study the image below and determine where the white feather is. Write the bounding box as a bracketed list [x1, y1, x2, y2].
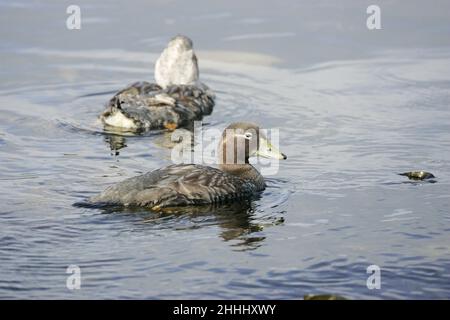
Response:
[103, 111, 137, 129]
[155, 36, 199, 88]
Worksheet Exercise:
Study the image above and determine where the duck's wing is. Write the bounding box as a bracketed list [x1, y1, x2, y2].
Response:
[101, 82, 215, 130]
[170, 164, 256, 206]
[101, 81, 183, 130]
[164, 84, 216, 116]
[89, 164, 257, 208]
[107, 81, 162, 104]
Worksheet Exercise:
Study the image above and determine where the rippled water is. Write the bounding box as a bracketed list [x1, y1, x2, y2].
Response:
[1, 0, 450, 299]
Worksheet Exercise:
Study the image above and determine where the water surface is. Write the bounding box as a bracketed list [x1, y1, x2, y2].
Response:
[1, 0, 450, 299]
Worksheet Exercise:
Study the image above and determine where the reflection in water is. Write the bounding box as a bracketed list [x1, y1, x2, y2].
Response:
[97, 198, 283, 251]
[152, 128, 194, 150]
[1, 27, 450, 297]
[103, 125, 194, 155]
[104, 134, 127, 155]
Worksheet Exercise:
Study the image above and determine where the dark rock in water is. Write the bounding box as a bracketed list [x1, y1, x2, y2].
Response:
[304, 294, 347, 300]
[398, 171, 435, 180]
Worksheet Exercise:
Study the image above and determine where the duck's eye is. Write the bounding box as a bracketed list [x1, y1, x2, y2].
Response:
[244, 132, 253, 140]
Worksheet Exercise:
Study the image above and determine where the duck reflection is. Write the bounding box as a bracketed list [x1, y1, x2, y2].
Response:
[102, 125, 194, 156]
[104, 134, 128, 155]
[98, 199, 284, 251]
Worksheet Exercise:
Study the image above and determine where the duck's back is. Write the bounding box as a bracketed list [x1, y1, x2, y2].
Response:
[88, 164, 259, 208]
[101, 81, 215, 131]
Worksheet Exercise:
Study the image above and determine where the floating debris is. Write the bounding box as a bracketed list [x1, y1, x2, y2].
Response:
[398, 171, 436, 181]
[304, 294, 348, 300]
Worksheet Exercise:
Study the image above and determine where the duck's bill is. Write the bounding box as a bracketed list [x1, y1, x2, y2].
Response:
[256, 137, 287, 160]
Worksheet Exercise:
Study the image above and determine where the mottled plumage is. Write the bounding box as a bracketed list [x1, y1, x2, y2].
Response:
[89, 164, 259, 208]
[100, 35, 215, 131]
[101, 81, 215, 131]
[86, 122, 287, 209]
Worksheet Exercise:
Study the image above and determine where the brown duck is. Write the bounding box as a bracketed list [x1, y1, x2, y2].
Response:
[88, 122, 287, 209]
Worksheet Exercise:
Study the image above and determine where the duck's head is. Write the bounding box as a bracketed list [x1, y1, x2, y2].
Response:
[218, 122, 287, 166]
[155, 35, 199, 89]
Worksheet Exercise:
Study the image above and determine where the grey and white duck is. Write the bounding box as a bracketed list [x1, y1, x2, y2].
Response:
[100, 35, 215, 131]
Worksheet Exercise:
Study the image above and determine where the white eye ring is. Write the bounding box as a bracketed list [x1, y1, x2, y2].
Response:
[244, 132, 253, 140]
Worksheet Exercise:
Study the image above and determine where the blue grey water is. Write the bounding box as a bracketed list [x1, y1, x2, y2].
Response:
[0, 0, 450, 299]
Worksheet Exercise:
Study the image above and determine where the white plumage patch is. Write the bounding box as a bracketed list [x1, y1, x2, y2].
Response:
[155, 37, 199, 88]
[103, 111, 137, 129]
